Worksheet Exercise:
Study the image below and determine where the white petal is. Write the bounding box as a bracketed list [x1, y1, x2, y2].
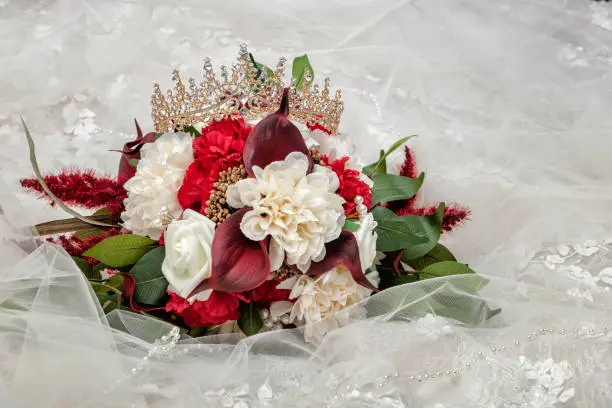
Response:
[270, 301, 294, 318]
[269, 239, 285, 272]
[226, 184, 245, 208]
[276, 276, 299, 290]
[240, 211, 268, 241]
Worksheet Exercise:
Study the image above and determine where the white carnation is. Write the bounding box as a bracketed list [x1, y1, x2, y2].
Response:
[121, 132, 194, 239]
[226, 151, 345, 272]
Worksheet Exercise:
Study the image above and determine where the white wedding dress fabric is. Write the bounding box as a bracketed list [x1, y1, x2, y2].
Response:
[2, 0, 612, 406]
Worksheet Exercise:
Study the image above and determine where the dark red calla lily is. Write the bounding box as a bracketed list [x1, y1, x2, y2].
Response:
[115, 120, 157, 185]
[308, 230, 378, 291]
[242, 88, 313, 176]
[188, 208, 271, 297]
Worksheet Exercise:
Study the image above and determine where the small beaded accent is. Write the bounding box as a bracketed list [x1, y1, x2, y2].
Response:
[204, 164, 248, 224]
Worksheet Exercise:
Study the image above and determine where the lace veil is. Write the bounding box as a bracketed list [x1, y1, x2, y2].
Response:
[1, 0, 612, 406]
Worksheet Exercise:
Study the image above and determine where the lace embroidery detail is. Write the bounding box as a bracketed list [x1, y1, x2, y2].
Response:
[515, 357, 575, 407]
[532, 239, 612, 303]
[414, 314, 453, 340]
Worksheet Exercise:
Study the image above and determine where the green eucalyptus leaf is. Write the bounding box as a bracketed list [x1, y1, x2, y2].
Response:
[128, 247, 168, 306]
[82, 234, 157, 267]
[292, 55, 314, 90]
[420, 261, 475, 280]
[343, 219, 360, 232]
[403, 243, 456, 271]
[373, 204, 444, 259]
[371, 173, 425, 206]
[363, 136, 414, 176]
[238, 302, 263, 336]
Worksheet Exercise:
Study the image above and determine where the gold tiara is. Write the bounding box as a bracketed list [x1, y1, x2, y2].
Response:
[151, 44, 344, 135]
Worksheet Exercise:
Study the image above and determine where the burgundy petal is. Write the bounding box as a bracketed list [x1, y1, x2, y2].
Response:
[115, 120, 157, 185]
[189, 208, 271, 297]
[242, 88, 313, 176]
[308, 230, 378, 291]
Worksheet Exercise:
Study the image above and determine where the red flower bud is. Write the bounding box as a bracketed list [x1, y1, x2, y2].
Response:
[242, 88, 313, 176]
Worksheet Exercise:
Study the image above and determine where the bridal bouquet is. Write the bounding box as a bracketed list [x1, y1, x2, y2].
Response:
[21, 45, 472, 338]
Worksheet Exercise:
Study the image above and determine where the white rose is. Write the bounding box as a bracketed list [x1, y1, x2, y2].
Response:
[161, 209, 216, 299]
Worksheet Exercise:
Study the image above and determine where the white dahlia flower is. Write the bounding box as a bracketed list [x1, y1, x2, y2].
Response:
[272, 266, 379, 338]
[121, 132, 193, 239]
[226, 151, 345, 272]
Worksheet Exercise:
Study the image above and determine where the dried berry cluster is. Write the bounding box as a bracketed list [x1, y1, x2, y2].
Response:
[204, 165, 248, 224]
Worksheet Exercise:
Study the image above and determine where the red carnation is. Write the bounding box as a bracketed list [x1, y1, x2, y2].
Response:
[246, 280, 291, 306]
[165, 290, 243, 328]
[322, 155, 373, 218]
[178, 118, 252, 214]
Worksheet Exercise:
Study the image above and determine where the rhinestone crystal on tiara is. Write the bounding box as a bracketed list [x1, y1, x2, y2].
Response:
[151, 44, 344, 134]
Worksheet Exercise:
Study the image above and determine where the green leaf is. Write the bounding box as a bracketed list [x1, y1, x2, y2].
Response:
[343, 219, 360, 232]
[292, 55, 314, 90]
[377, 266, 419, 290]
[238, 302, 263, 336]
[249, 53, 274, 80]
[402, 243, 456, 271]
[93, 262, 110, 277]
[90, 281, 123, 314]
[21, 118, 118, 229]
[363, 150, 387, 176]
[363, 136, 414, 176]
[107, 274, 125, 289]
[128, 158, 140, 167]
[373, 204, 444, 259]
[128, 247, 168, 306]
[83, 234, 157, 267]
[188, 326, 209, 338]
[183, 125, 202, 137]
[371, 173, 424, 206]
[71, 256, 102, 280]
[420, 261, 475, 280]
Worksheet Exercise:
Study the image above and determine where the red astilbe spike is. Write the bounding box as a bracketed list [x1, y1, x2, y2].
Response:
[393, 147, 470, 233]
[48, 228, 121, 257]
[21, 169, 127, 215]
[396, 203, 470, 233]
[399, 146, 419, 179]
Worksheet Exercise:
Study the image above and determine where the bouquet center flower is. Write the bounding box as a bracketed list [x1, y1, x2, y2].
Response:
[227, 151, 346, 273]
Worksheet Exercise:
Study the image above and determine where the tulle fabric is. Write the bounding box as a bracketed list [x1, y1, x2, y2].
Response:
[2, 0, 612, 406]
